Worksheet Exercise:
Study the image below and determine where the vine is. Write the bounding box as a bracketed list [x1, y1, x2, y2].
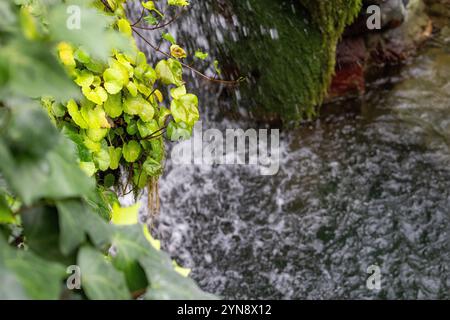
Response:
[0, 0, 216, 300]
[42, 0, 237, 216]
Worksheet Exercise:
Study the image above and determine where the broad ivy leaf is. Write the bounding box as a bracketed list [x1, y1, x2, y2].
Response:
[0, 116, 95, 205]
[21, 205, 70, 263]
[78, 246, 130, 300]
[56, 200, 87, 256]
[6, 40, 79, 101]
[0, 236, 66, 300]
[3, 104, 60, 158]
[48, 2, 132, 62]
[126, 81, 138, 97]
[0, 262, 28, 300]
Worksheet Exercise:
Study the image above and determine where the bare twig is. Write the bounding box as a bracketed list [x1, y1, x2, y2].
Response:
[131, 8, 146, 26]
[132, 9, 188, 30]
[132, 28, 241, 86]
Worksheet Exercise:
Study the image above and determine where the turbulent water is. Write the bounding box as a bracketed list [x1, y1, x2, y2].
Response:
[127, 1, 450, 299]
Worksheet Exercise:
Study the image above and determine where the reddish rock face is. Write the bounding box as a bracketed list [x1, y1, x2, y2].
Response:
[329, 0, 432, 100]
[329, 37, 367, 97]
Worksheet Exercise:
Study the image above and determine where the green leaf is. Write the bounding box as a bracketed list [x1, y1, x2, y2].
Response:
[124, 95, 149, 116]
[213, 60, 222, 75]
[75, 70, 94, 88]
[170, 93, 199, 126]
[21, 205, 69, 263]
[111, 202, 140, 226]
[48, 2, 132, 62]
[143, 157, 162, 176]
[51, 102, 66, 118]
[170, 85, 187, 100]
[74, 47, 91, 64]
[162, 32, 176, 45]
[167, 0, 190, 8]
[126, 81, 138, 97]
[0, 195, 15, 224]
[194, 50, 208, 60]
[5, 41, 79, 101]
[0, 113, 95, 205]
[166, 121, 192, 141]
[123, 141, 142, 163]
[2, 104, 60, 158]
[117, 18, 132, 37]
[87, 128, 108, 142]
[139, 103, 155, 123]
[143, 15, 158, 25]
[79, 161, 96, 176]
[82, 86, 108, 105]
[155, 58, 183, 86]
[103, 68, 124, 95]
[78, 246, 130, 300]
[94, 147, 111, 171]
[0, 236, 66, 300]
[104, 92, 123, 118]
[56, 200, 87, 256]
[108, 146, 122, 170]
[67, 99, 89, 129]
[142, 1, 164, 17]
[0, 262, 28, 300]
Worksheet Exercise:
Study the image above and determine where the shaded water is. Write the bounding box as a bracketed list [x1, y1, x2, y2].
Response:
[128, 1, 450, 299]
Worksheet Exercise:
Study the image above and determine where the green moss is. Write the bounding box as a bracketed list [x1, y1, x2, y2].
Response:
[226, 0, 362, 122]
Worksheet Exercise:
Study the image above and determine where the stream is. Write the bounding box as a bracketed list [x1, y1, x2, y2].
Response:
[128, 0, 450, 299]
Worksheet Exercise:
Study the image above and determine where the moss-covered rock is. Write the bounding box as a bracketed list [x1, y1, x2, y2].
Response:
[226, 0, 362, 123]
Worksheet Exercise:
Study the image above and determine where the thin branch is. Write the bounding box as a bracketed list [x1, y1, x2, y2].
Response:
[131, 8, 146, 26]
[132, 28, 241, 86]
[132, 9, 188, 30]
[143, 126, 167, 141]
[100, 0, 113, 13]
[99, 1, 241, 86]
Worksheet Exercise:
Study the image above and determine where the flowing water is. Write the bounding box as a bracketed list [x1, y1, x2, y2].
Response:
[128, 0, 450, 299]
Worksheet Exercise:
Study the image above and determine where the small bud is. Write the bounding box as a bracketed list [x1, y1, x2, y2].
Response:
[170, 45, 187, 59]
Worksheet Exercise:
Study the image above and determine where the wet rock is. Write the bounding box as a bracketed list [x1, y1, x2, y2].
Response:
[329, 37, 367, 98]
[329, 0, 432, 99]
[363, 0, 409, 28]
